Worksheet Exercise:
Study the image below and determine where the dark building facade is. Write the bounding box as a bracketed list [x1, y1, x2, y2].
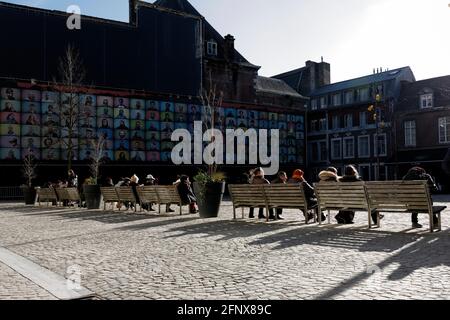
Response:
[0, 0, 308, 186]
[395, 76, 450, 190]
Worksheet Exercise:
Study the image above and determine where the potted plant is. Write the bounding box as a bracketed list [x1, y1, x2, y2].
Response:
[193, 171, 226, 218]
[21, 152, 37, 205]
[83, 137, 105, 209]
[192, 78, 226, 218]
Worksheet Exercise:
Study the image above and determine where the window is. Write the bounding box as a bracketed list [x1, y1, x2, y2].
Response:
[360, 111, 367, 128]
[310, 143, 319, 162]
[331, 138, 342, 160]
[332, 115, 340, 130]
[311, 120, 318, 132]
[358, 136, 370, 158]
[206, 40, 218, 56]
[345, 91, 354, 104]
[333, 94, 341, 106]
[309, 141, 327, 162]
[439, 117, 450, 144]
[358, 88, 369, 102]
[420, 94, 433, 109]
[320, 96, 328, 109]
[319, 118, 327, 131]
[311, 99, 318, 110]
[374, 134, 387, 156]
[343, 137, 355, 159]
[344, 114, 353, 129]
[404, 120, 416, 147]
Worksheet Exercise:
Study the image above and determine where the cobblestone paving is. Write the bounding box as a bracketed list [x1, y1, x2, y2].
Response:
[0, 196, 449, 300]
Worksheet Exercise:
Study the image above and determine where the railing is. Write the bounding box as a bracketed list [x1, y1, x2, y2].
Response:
[0, 187, 24, 200]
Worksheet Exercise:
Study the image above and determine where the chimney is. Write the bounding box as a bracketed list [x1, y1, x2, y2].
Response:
[224, 34, 235, 62]
[129, 0, 138, 25]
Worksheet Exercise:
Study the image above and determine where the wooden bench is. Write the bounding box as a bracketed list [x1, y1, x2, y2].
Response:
[314, 182, 370, 226]
[100, 187, 120, 211]
[116, 187, 138, 212]
[36, 188, 58, 206]
[154, 186, 184, 215]
[55, 188, 82, 208]
[136, 186, 159, 212]
[228, 185, 268, 220]
[365, 181, 447, 232]
[264, 184, 312, 223]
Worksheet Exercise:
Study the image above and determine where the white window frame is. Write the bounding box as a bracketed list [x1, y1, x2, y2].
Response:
[374, 133, 387, 157]
[439, 117, 450, 144]
[320, 96, 328, 109]
[331, 138, 342, 160]
[332, 115, 339, 130]
[311, 99, 318, 111]
[358, 87, 369, 102]
[358, 135, 370, 158]
[345, 91, 354, 105]
[404, 120, 416, 147]
[333, 93, 341, 107]
[343, 136, 355, 159]
[420, 94, 433, 109]
[319, 118, 328, 132]
[206, 40, 218, 56]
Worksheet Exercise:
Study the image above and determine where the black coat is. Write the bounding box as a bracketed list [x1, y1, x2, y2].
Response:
[177, 182, 197, 205]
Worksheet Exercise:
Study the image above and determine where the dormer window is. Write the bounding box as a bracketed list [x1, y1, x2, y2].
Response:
[420, 93, 433, 109]
[207, 40, 218, 56]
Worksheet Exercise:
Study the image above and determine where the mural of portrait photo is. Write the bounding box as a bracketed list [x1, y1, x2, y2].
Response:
[22, 90, 41, 102]
[130, 99, 145, 110]
[80, 117, 95, 129]
[61, 127, 79, 138]
[131, 120, 144, 131]
[296, 123, 304, 131]
[22, 102, 40, 114]
[21, 137, 40, 150]
[0, 124, 20, 136]
[98, 96, 113, 107]
[41, 91, 59, 103]
[161, 102, 174, 113]
[147, 152, 160, 162]
[225, 108, 236, 118]
[98, 117, 113, 129]
[42, 149, 60, 161]
[131, 110, 144, 121]
[131, 151, 145, 162]
[248, 110, 258, 120]
[42, 103, 59, 115]
[161, 122, 174, 133]
[1, 88, 20, 100]
[160, 132, 172, 142]
[42, 136, 58, 149]
[226, 118, 236, 129]
[115, 130, 129, 141]
[0, 136, 19, 148]
[161, 142, 174, 152]
[175, 113, 187, 122]
[146, 140, 160, 152]
[100, 150, 114, 162]
[175, 103, 187, 114]
[237, 119, 248, 129]
[114, 119, 130, 130]
[115, 140, 130, 151]
[115, 151, 130, 162]
[248, 119, 258, 129]
[288, 114, 296, 122]
[175, 123, 187, 130]
[79, 148, 94, 161]
[114, 107, 129, 120]
[278, 114, 287, 122]
[114, 97, 129, 108]
[130, 130, 144, 141]
[270, 120, 278, 129]
[97, 128, 113, 141]
[146, 109, 160, 121]
[146, 131, 160, 142]
[62, 148, 79, 161]
[160, 152, 171, 162]
[146, 100, 159, 112]
[61, 92, 79, 105]
[0, 148, 20, 160]
[1, 100, 20, 113]
[146, 121, 160, 132]
[237, 110, 247, 120]
[1, 112, 20, 125]
[130, 140, 145, 151]
[278, 122, 287, 130]
[22, 125, 41, 137]
[80, 128, 96, 140]
[259, 112, 268, 121]
[81, 95, 96, 107]
[161, 112, 174, 122]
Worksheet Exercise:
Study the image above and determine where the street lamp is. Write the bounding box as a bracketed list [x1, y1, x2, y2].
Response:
[368, 93, 383, 180]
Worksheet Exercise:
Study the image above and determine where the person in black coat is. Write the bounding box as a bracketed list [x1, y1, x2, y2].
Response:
[176, 175, 198, 214]
[403, 167, 439, 228]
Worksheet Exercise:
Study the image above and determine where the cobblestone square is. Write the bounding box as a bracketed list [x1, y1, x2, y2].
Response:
[0, 196, 449, 300]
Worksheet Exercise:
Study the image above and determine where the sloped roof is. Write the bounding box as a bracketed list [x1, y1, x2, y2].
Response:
[311, 67, 415, 96]
[397, 75, 450, 112]
[272, 67, 306, 92]
[153, 0, 259, 69]
[256, 76, 308, 99]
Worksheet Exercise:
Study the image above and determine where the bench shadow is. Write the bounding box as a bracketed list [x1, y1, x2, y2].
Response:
[163, 219, 302, 241]
[316, 229, 450, 299]
[114, 216, 200, 231]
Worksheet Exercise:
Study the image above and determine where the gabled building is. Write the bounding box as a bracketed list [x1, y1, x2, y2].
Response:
[395, 76, 450, 189]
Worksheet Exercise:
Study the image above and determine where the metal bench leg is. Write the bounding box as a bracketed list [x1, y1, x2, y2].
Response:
[377, 212, 381, 228]
[368, 211, 372, 229]
[232, 206, 236, 220]
[328, 210, 331, 224]
[241, 208, 244, 219]
[429, 212, 434, 233]
[438, 213, 442, 232]
[180, 203, 182, 216]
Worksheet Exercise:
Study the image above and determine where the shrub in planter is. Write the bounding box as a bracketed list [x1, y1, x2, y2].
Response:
[193, 171, 226, 218]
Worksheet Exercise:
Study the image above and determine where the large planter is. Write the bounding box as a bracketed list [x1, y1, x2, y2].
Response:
[21, 186, 37, 205]
[83, 185, 101, 209]
[193, 182, 226, 218]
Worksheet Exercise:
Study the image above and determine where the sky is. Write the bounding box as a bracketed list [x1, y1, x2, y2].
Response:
[7, 0, 450, 82]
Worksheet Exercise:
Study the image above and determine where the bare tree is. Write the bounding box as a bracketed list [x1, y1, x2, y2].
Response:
[87, 136, 106, 185]
[53, 44, 87, 171]
[22, 150, 37, 187]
